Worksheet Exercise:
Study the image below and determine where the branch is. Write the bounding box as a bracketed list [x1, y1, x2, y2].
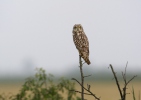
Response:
[122, 75, 137, 99]
[110, 64, 123, 99]
[110, 63, 137, 100]
[126, 75, 137, 85]
[72, 78, 100, 100]
[122, 62, 137, 100]
[122, 62, 128, 83]
[84, 74, 92, 78]
[79, 56, 84, 100]
[70, 90, 91, 95]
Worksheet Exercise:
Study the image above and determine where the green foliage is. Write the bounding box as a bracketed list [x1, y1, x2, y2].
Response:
[0, 68, 80, 100]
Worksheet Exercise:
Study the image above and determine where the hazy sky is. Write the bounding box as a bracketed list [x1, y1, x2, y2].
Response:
[0, 1, 141, 76]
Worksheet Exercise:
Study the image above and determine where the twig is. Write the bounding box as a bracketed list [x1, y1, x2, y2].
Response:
[122, 62, 128, 100]
[82, 62, 86, 65]
[126, 75, 137, 85]
[122, 62, 128, 82]
[70, 90, 91, 95]
[84, 74, 92, 78]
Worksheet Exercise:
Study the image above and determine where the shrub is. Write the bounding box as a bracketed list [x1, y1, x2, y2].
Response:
[0, 68, 80, 100]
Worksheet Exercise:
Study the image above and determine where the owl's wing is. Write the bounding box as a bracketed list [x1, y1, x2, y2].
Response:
[80, 32, 89, 47]
[81, 33, 89, 55]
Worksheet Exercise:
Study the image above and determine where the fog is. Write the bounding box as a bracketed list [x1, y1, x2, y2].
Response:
[0, 1, 141, 77]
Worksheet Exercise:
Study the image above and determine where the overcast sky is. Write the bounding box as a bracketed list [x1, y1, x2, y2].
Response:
[0, 1, 141, 77]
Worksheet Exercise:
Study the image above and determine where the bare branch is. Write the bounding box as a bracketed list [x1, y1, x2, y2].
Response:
[82, 62, 86, 65]
[123, 62, 128, 82]
[110, 63, 137, 100]
[79, 56, 84, 100]
[72, 78, 100, 100]
[126, 75, 137, 85]
[122, 62, 137, 100]
[110, 64, 123, 99]
[84, 74, 92, 78]
[87, 84, 90, 91]
[70, 90, 91, 95]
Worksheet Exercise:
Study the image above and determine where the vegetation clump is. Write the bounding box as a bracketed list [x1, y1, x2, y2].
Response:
[0, 68, 80, 100]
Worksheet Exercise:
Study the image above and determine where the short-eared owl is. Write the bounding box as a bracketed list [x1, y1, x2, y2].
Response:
[72, 24, 91, 65]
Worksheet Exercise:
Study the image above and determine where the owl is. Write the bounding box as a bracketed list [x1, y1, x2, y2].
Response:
[72, 24, 91, 65]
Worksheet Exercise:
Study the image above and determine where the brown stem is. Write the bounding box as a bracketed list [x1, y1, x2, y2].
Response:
[110, 64, 123, 99]
[79, 55, 84, 100]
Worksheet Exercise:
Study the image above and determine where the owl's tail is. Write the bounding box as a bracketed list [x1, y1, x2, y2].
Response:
[85, 58, 91, 65]
[82, 57, 91, 65]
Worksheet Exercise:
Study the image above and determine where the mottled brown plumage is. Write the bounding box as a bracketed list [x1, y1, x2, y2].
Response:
[72, 24, 91, 65]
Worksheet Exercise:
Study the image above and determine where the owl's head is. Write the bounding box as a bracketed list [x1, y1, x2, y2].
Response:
[72, 24, 84, 34]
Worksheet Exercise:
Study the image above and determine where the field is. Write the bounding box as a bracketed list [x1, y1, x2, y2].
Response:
[0, 81, 140, 100]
